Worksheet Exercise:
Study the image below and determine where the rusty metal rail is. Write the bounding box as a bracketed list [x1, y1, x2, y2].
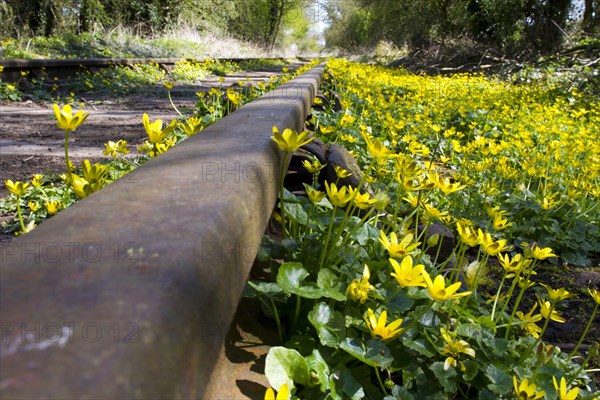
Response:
[0, 63, 324, 399]
[0, 57, 296, 87]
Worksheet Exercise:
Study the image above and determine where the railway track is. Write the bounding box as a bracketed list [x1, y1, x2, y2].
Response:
[0, 57, 298, 87]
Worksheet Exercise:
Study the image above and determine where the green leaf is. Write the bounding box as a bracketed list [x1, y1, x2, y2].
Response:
[462, 359, 479, 381]
[308, 302, 346, 347]
[331, 364, 365, 400]
[285, 201, 308, 225]
[402, 337, 437, 358]
[365, 339, 394, 369]
[430, 361, 457, 393]
[265, 346, 310, 391]
[351, 222, 379, 245]
[277, 263, 344, 300]
[485, 364, 512, 394]
[306, 349, 331, 391]
[246, 281, 284, 298]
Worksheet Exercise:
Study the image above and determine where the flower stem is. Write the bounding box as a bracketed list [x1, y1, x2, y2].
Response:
[16, 196, 25, 232]
[374, 367, 387, 395]
[168, 90, 185, 118]
[64, 128, 72, 181]
[567, 303, 599, 362]
[278, 152, 290, 238]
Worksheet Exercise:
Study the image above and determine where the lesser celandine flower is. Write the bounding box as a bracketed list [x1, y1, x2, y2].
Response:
[5, 180, 30, 196]
[142, 113, 176, 144]
[364, 309, 403, 340]
[271, 126, 314, 153]
[552, 376, 579, 400]
[179, 117, 203, 137]
[352, 191, 375, 210]
[513, 376, 545, 399]
[44, 201, 61, 215]
[522, 242, 557, 260]
[303, 184, 325, 203]
[372, 192, 390, 210]
[333, 165, 352, 179]
[390, 256, 426, 288]
[302, 159, 324, 174]
[31, 174, 44, 187]
[438, 177, 466, 195]
[379, 231, 420, 258]
[542, 284, 575, 302]
[456, 221, 481, 247]
[361, 131, 398, 160]
[589, 288, 600, 305]
[492, 213, 513, 230]
[324, 181, 352, 207]
[346, 265, 374, 304]
[53, 104, 89, 131]
[440, 327, 476, 371]
[516, 303, 543, 338]
[479, 231, 512, 256]
[28, 201, 40, 212]
[264, 383, 289, 400]
[423, 272, 472, 302]
[538, 299, 566, 323]
[498, 253, 531, 277]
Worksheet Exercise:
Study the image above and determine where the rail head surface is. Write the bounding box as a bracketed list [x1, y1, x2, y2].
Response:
[0, 64, 324, 399]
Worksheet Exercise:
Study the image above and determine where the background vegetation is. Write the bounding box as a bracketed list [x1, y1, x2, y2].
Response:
[0, 0, 321, 54]
[322, 0, 599, 54]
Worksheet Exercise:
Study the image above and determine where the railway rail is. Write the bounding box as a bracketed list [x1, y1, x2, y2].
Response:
[0, 57, 296, 88]
[0, 60, 325, 398]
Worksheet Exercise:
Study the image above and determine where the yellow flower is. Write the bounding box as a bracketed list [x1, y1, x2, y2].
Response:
[498, 253, 531, 277]
[390, 256, 426, 288]
[423, 272, 472, 302]
[302, 159, 324, 173]
[31, 174, 44, 187]
[81, 160, 108, 192]
[351, 190, 375, 210]
[103, 139, 129, 157]
[372, 192, 390, 210]
[142, 113, 176, 144]
[516, 303, 543, 338]
[53, 104, 89, 131]
[364, 308, 403, 340]
[264, 383, 289, 400]
[68, 173, 91, 199]
[456, 221, 481, 247]
[271, 126, 314, 153]
[522, 242, 557, 260]
[589, 288, 600, 305]
[44, 201, 62, 215]
[538, 299, 566, 323]
[552, 376, 579, 400]
[303, 184, 325, 203]
[492, 214, 513, 230]
[438, 177, 466, 195]
[479, 231, 512, 256]
[28, 201, 40, 212]
[334, 165, 352, 178]
[542, 284, 575, 302]
[361, 131, 398, 160]
[346, 265, 375, 304]
[440, 327, 476, 371]
[324, 181, 352, 207]
[5, 180, 30, 196]
[513, 376, 545, 400]
[379, 231, 420, 258]
[179, 117, 204, 137]
[164, 81, 174, 89]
